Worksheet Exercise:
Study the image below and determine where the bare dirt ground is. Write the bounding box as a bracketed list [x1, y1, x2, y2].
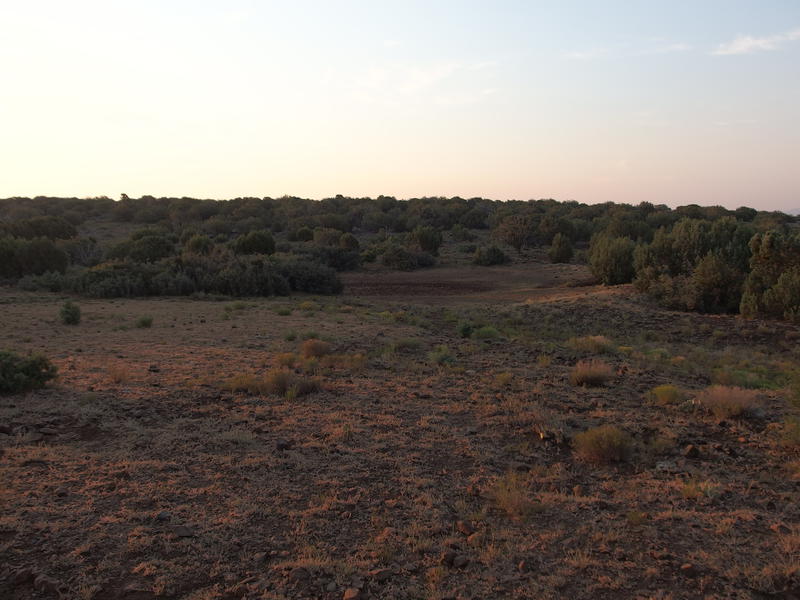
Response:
[2, 260, 800, 600]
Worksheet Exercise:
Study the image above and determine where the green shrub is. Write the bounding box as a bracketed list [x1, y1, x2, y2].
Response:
[0, 351, 58, 394]
[413, 226, 443, 255]
[60, 301, 81, 325]
[380, 246, 436, 270]
[473, 245, 510, 266]
[568, 335, 615, 354]
[428, 345, 455, 366]
[573, 425, 632, 464]
[548, 233, 573, 263]
[232, 230, 275, 255]
[648, 384, 685, 405]
[589, 235, 635, 285]
[135, 316, 153, 328]
[457, 322, 473, 338]
[472, 325, 501, 340]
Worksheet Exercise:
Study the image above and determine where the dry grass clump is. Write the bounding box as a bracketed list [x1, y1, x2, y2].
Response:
[225, 369, 320, 398]
[320, 353, 367, 371]
[569, 360, 614, 387]
[782, 417, 800, 448]
[573, 425, 632, 464]
[276, 352, 299, 368]
[695, 385, 760, 419]
[648, 384, 685, 406]
[108, 364, 130, 384]
[488, 471, 541, 521]
[569, 335, 615, 354]
[301, 338, 332, 358]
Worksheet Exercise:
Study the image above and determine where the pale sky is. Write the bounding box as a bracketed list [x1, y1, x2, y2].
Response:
[1, 1, 798, 210]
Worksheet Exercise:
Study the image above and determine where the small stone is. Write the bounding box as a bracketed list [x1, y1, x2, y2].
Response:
[326, 581, 338, 592]
[342, 588, 361, 600]
[148, 365, 160, 372]
[288, 567, 310, 582]
[33, 574, 61, 593]
[683, 444, 700, 459]
[770, 523, 791, 535]
[23, 432, 44, 443]
[276, 439, 292, 451]
[466, 532, 483, 546]
[55, 488, 69, 497]
[456, 520, 474, 536]
[173, 525, 195, 538]
[156, 511, 172, 522]
[439, 551, 456, 566]
[0, 425, 12, 435]
[452, 555, 469, 569]
[38, 427, 58, 435]
[12, 568, 35, 584]
[368, 568, 392, 582]
[254, 552, 268, 565]
[680, 563, 697, 577]
[572, 485, 583, 497]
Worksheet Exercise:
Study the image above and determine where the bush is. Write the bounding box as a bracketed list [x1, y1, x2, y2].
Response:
[573, 425, 632, 464]
[413, 226, 443, 255]
[473, 245, 510, 266]
[569, 360, 614, 387]
[548, 233, 573, 263]
[232, 230, 275, 255]
[428, 345, 455, 366]
[60, 301, 81, 325]
[695, 386, 760, 419]
[278, 259, 343, 294]
[380, 246, 436, 270]
[339, 232, 360, 251]
[589, 235, 635, 284]
[472, 325, 501, 340]
[648, 384, 685, 405]
[185, 234, 214, 255]
[0, 351, 58, 394]
[135, 316, 153, 328]
[301, 338, 332, 358]
[225, 369, 319, 398]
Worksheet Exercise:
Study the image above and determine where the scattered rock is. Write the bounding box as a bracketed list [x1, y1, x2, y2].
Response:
[452, 555, 469, 569]
[683, 444, 700, 459]
[172, 525, 195, 538]
[368, 568, 392, 582]
[456, 520, 474, 536]
[288, 567, 310, 583]
[342, 587, 361, 600]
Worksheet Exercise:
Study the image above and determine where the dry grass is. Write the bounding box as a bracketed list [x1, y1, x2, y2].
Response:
[488, 471, 542, 521]
[224, 369, 320, 398]
[569, 360, 614, 387]
[569, 335, 615, 354]
[320, 353, 367, 371]
[301, 338, 332, 358]
[573, 425, 632, 464]
[648, 384, 685, 406]
[107, 364, 130, 384]
[695, 385, 760, 419]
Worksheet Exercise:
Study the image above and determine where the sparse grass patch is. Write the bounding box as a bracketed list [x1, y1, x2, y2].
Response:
[428, 345, 455, 366]
[569, 335, 615, 354]
[276, 352, 299, 368]
[681, 478, 720, 500]
[472, 325, 501, 340]
[648, 384, 685, 406]
[494, 371, 513, 388]
[573, 425, 632, 464]
[135, 316, 153, 329]
[489, 471, 541, 521]
[536, 354, 552, 367]
[782, 417, 800, 448]
[108, 364, 130, 384]
[569, 360, 614, 387]
[275, 307, 292, 316]
[284, 331, 297, 341]
[386, 337, 422, 355]
[301, 338, 332, 358]
[695, 385, 760, 419]
[298, 300, 319, 312]
[301, 330, 320, 340]
[224, 369, 320, 399]
[320, 353, 367, 371]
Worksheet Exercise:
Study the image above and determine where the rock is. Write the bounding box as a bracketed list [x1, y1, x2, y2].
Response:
[439, 551, 456, 567]
[276, 439, 292, 451]
[288, 567, 310, 582]
[23, 432, 44, 443]
[148, 365, 160, 373]
[33, 574, 61, 593]
[0, 425, 12, 435]
[466, 532, 483, 547]
[368, 568, 392, 582]
[452, 555, 469, 569]
[12, 568, 35, 584]
[342, 588, 361, 600]
[655, 460, 678, 473]
[39, 427, 58, 435]
[683, 445, 700, 459]
[770, 523, 791, 535]
[680, 563, 697, 577]
[572, 485, 583, 497]
[156, 511, 171, 522]
[456, 520, 474, 536]
[172, 525, 195, 538]
[55, 487, 69, 497]
[254, 552, 268, 565]
[326, 581, 338, 592]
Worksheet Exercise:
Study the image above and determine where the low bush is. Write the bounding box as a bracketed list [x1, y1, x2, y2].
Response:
[472, 325, 501, 340]
[569, 360, 614, 387]
[473, 245, 510, 266]
[695, 385, 760, 419]
[573, 425, 632, 464]
[60, 301, 81, 325]
[648, 384, 685, 405]
[0, 351, 58, 393]
[569, 335, 615, 354]
[489, 471, 541, 521]
[301, 338, 332, 358]
[225, 369, 319, 398]
[135, 316, 153, 328]
[428, 345, 455, 366]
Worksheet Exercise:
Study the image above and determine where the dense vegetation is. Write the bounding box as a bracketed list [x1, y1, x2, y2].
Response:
[0, 195, 797, 320]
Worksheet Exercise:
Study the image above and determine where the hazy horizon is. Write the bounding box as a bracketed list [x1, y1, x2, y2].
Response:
[1, 1, 798, 211]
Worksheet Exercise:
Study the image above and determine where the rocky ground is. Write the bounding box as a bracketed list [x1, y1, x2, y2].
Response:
[1, 260, 799, 599]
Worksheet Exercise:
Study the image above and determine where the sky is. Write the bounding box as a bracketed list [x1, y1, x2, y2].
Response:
[0, 1, 798, 211]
